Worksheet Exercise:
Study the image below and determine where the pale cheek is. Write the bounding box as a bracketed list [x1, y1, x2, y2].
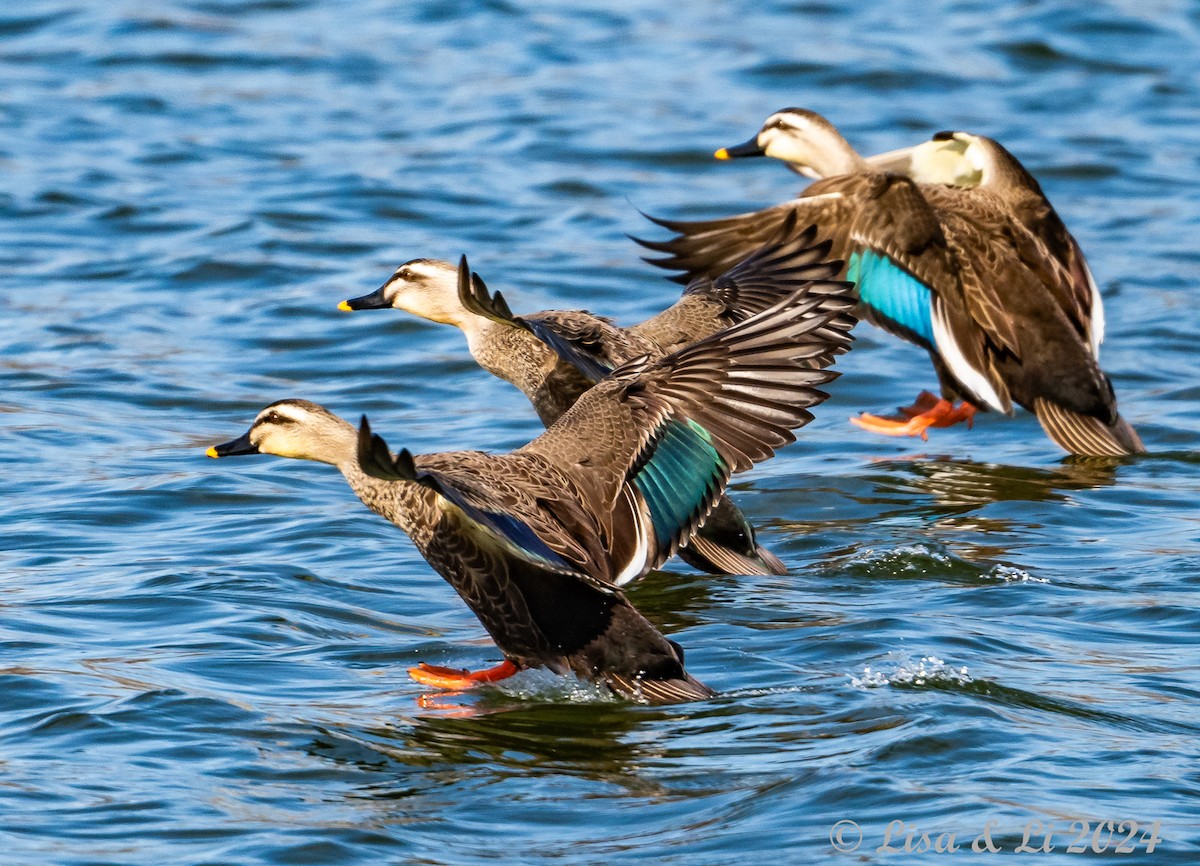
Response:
[764, 139, 799, 163]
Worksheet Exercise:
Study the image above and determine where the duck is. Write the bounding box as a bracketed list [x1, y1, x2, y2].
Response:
[338, 218, 845, 576]
[638, 108, 1143, 457]
[208, 279, 856, 703]
[864, 130, 1105, 356]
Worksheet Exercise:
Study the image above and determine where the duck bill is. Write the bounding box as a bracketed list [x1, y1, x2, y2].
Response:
[206, 430, 259, 458]
[714, 137, 766, 160]
[338, 285, 390, 311]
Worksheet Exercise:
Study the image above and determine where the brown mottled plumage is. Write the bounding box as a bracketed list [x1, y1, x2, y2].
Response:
[341, 223, 847, 575]
[209, 281, 856, 703]
[639, 109, 1143, 457]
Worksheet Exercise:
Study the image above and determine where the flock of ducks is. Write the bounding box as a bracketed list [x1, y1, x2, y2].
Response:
[207, 109, 1144, 704]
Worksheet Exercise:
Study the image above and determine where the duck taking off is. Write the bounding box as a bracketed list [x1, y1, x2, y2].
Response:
[209, 279, 856, 703]
[340, 218, 845, 575]
[640, 109, 1143, 457]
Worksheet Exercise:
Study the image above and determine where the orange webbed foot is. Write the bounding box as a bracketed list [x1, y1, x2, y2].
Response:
[851, 392, 977, 441]
[408, 659, 520, 690]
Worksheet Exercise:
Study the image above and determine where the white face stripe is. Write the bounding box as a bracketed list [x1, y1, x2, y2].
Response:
[764, 110, 810, 132]
[931, 299, 1007, 413]
[404, 260, 455, 280]
[387, 259, 456, 291]
[255, 402, 319, 427]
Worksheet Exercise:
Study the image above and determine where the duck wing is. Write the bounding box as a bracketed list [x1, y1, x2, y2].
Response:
[358, 419, 617, 588]
[357, 417, 715, 702]
[456, 255, 638, 391]
[633, 214, 845, 355]
[976, 188, 1102, 355]
[520, 310, 650, 383]
[521, 278, 856, 571]
[637, 174, 1026, 411]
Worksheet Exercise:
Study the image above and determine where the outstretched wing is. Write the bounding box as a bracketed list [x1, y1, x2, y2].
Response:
[635, 174, 1021, 410]
[632, 212, 848, 354]
[521, 278, 856, 570]
[685, 214, 841, 320]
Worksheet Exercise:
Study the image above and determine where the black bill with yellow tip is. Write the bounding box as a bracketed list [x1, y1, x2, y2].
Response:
[715, 136, 766, 160]
[339, 285, 390, 311]
[206, 430, 259, 458]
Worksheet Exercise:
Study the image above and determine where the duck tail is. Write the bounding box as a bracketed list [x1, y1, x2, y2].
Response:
[603, 671, 717, 705]
[1032, 398, 1146, 457]
[752, 543, 789, 576]
[679, 534, 788, 576]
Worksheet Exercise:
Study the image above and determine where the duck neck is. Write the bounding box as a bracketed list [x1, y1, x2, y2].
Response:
[339, 462, 435, 542]
[816, 136, 868, 177]
[463, 320, 559, 401]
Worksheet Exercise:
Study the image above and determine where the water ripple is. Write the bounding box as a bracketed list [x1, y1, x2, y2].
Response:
[2, 0, 1200, 862]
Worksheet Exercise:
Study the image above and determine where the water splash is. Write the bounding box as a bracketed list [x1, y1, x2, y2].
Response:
[851, 655, 973, 689]
[846, 543, 952, 573]
[986, 565, 1049, 584]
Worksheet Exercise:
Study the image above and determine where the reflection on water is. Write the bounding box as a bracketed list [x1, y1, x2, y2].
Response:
[862, 455, 1120, 514]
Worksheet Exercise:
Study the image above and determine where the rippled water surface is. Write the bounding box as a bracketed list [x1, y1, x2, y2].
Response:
[3, 1, 1200, 863]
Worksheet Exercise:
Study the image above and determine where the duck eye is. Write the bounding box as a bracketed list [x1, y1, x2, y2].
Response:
[262, 411, 293, 426]
[773, 118, 791, 130]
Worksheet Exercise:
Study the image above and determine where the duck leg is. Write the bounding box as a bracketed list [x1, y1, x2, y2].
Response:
[408, 659, 520, 690]
[851, 391, 976, 441]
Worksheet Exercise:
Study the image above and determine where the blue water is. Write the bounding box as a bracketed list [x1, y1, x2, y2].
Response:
[2, 1, 1200, 863]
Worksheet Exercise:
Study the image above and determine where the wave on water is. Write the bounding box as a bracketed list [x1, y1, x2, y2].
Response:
[844, 543, 1049, 584]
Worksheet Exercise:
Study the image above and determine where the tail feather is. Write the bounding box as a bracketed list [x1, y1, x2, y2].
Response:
[1033, 398, 1145, 456]
[752, 543, 789, 576]
[603, 671, 716, 704]
[679, 533, 788, 576]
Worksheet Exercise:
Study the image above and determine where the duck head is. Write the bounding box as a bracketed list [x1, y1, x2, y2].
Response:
[716, 108, 866, 179]
[339, 258, 466, 326]
[207, 399, 357, 466]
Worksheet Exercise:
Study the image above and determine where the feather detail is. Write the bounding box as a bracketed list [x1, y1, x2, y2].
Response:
[456, 256, 517, 325]
[522, 317, 616, 382]
[614, 283, 855, 563]
[681, 533, 787, 576]
[930, 299, 1008, 413]
[683, 214, 843, 321]
[1032, 398, 1145, 456]
[632, 419, 728, 552]
[603, 670, 716, 704]
[848, 250, 935, 347]
[356, 418, 602, 579]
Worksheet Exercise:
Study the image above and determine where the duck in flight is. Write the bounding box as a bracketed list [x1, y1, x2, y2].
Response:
[210, 269, 856, 703]
[340, 217, 850, 574]
[640, 109, 1143, 457]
